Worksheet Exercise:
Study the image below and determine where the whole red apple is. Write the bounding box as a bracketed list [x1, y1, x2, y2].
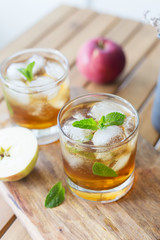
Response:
[76, 37, 126, 84]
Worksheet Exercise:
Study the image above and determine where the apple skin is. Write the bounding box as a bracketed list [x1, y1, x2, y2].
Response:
[76, 37, 126, 84]
[0, 148, 38, 182]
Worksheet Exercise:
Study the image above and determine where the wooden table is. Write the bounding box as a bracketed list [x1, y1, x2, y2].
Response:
[0, 5, 160, 240]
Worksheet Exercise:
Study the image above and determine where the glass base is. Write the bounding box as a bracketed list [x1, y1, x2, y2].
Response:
[67, 172, 134, 203]
[31, 125, 59, 145]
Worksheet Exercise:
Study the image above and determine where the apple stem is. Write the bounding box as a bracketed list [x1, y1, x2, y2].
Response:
[97, 40, 104, 49]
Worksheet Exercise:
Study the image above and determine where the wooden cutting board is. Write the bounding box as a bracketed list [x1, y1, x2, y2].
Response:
[0, 132, 160, 240]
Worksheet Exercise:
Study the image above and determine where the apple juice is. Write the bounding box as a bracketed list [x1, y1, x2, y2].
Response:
[1, 53, 70, 129]
[58, 94, 139, 202]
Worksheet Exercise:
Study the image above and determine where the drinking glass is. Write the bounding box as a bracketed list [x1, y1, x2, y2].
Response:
[58, 93, 139, 202]
[0, 48, 70, 145]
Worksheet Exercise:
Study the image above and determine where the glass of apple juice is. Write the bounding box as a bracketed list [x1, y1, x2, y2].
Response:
[58, 93, 139, 202]
[0, 48, 70, 145]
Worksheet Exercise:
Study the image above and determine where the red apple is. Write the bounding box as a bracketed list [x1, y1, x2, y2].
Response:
[76, 37, 126, 84]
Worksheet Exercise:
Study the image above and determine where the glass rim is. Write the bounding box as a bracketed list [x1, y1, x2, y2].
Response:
[0, 48, 69, 91]
[57, 93, 139, 150]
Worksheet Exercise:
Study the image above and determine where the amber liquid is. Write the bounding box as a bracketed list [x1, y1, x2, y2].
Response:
[63, 148, 135, 191]
[9, 97, 60, 129]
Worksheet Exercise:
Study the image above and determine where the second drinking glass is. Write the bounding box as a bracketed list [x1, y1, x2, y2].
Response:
[0, 48, 70, 144]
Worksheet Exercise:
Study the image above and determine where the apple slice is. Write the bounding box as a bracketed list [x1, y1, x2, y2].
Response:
[0, 127, 38, 181]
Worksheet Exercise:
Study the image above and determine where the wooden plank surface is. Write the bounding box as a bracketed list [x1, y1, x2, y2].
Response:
[35, 9, 96, 49]
[0, 136, 160, 240]
[0, 5, 160, 240]
[60, 14, 119, 66]
[0, 197, 15, 238]
[1, 219, 31, 240]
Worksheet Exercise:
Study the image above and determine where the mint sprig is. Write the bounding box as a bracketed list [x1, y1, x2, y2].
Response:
[72, 112, 126, 130]
[45, 181, 65, 208]
[92, 162, 118, 177]
[18, 61, 35, 82]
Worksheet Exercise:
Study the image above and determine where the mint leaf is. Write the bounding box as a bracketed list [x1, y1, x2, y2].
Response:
[45, 181, 65, 208]
[72, 118, 98, 130]
[72, 112, 126, 131]
[18, 61, 35, 82]
[92, 162, 118, 177]
[98, 112, 125, 129]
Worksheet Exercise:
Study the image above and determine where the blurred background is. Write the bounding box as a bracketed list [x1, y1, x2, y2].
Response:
[0, 0, 159, 50]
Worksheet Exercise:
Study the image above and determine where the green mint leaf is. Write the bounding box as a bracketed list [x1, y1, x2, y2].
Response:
[72, 118, 98, 130]
[26, 61, 35, 80]
[18, 68, 29, 80]
[92, 162, 118, 177]
[98, 112, 126, 129]
[18, 61, 35, 82]
[45, 181, 65, 208]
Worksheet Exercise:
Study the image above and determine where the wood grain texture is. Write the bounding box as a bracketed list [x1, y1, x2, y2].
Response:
[0, 196, 15, 238]
[118, 42, 160, 110]
[105, 18, 142, 45]
[35, 9, 96, 49]
[0, 136, 160, 240]
[1, 219, 31, 240]
[60, 14, 119, 66]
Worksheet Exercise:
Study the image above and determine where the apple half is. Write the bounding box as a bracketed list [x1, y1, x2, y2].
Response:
[0, 127, 38, 181]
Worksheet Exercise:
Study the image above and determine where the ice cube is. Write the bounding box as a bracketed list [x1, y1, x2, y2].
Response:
[7, 63, 26, 80]
[123, 116, 135, 137]
[112, 153, 131, 171]
[89, 101, 124, 120]
[95, 151, 113, 164]
[61, 144, 83, 168]
[27, 54, 45, 75]
[4, 81, 30, 105]
[73, 112, 85, 120]
[28, 101, 53, 119]
[45, 61, 64, 79]
[29, 76, 54, 87]
[62, 120, 92, 142]
[29, 76, 59, 99]
[48, 79, 69, 109]
[92, 126, 125, 146]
